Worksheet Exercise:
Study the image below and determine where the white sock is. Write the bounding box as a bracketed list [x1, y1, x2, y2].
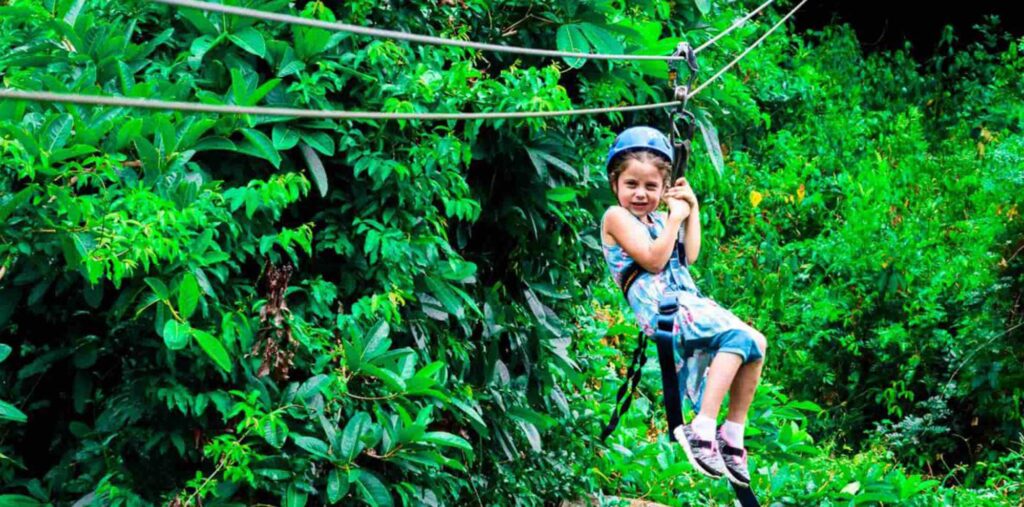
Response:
[691, 415, 716, 441]
[721, 420, 745, 448]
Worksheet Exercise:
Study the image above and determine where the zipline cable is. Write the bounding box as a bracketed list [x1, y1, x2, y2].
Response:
[688, 0, 809, 98]
[152, 0, 772, 60]
[0, 89, 678, 120]
[693, 0, 777, 53]
[0, 0, 808, 120]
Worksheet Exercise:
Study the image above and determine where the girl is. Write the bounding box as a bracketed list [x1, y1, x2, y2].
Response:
[600, 126, 767, 486]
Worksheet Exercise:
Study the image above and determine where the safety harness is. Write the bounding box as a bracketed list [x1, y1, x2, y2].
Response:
[599, 42, 761, 507]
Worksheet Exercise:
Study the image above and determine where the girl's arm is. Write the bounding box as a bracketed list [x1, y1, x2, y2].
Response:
[683, 204, 701, 265]
[604, 206, 687, 273]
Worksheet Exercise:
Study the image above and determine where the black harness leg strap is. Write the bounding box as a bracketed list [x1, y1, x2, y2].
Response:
[654, 296, 684, 432]
[656, 295, 761, 507]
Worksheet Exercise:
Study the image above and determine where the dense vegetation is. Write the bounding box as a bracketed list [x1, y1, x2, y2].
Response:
[0, 0, 1021, 505]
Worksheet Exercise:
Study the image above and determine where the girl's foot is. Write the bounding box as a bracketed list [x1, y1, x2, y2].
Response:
[715, 429, 751, 486]
[673, 424, 726, 478]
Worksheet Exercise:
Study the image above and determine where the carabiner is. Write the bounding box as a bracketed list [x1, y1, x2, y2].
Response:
[667, 42, 699, 178]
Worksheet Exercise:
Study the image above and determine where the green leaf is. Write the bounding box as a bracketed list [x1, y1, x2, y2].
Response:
[361, 363, 406, 392]
[340, 412, 371, 461]
[327, 468, 349, 503]
[272, 124, 300, 150]
[299, 143, 329, 197]
[43, 113, 73, 153]
[545, 187, 577, 203]
[694, 0, 711, 15]
[356, 470, 393, 507]
[0, 344, 11, 363]
[578, 22, 623, 54]
[363, 320, 390, 361]
[178, 272, 200, 320]
[62, 0, 86, 25]
[303, 131, 335, 156]
[293, 435, 330, 457]
[162, 320, 191, 350]
[0, 495, 42, 506]
[145, 277, 171, 300]
[228, 27, 266, 58]
[239, 128, 282, 168]
[297, 374, 332, 402]
[191, 329, 233, 372]
[0, 399, 28, 423]
[285, 483, 308, 507]
[178, 8, 218, 36]
[421, 431, 473, 452]
[262, 417, 289, 448]
[555, 24, 590, 69]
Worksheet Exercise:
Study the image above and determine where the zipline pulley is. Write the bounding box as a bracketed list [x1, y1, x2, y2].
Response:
[667, 42, 699, 179]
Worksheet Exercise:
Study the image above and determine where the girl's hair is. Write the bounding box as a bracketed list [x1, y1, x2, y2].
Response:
[607, 149, 672, 189]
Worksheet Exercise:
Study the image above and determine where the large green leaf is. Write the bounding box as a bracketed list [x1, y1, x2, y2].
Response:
[355, 470, 393, 507]
[340, 412, 371, 461]
[239, 128, 282, 168]
[293, 435, 330, 458]
[228, 27, 266, 58]
[162, 320, 190, 350]
[327, 469, 349, 503]
[178, 272, 200, 320]
[42, 113, 73, 153]
[191, 329, 232, 372]
[0, 399, 28, 423]
[555, 24, 590, 69]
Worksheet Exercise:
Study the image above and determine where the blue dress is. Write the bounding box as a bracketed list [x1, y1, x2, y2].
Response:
[601, 210, 757, 342]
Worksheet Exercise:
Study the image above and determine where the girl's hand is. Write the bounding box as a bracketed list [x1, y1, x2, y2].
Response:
[664, 191, 691, 220]
[669, 177, 699, 209]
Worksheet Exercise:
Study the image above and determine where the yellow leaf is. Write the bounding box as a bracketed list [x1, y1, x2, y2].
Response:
[749, 190, 763, 208]
[797, 184, 806, 203]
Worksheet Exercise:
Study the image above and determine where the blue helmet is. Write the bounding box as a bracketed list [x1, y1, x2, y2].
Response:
[605, 126, 673, 171]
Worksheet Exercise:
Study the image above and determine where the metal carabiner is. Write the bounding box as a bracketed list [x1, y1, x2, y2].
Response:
[667, 42, 699, 179]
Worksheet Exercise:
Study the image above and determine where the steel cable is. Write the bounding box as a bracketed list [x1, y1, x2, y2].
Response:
[152, 0, 774, 60]
[0, 0, 808, 120]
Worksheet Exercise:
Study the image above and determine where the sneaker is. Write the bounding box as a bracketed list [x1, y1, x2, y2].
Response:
[715, 429, 751, 486]
[672, 424, 726, 479]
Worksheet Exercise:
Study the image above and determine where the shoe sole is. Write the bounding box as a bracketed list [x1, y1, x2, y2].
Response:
[721, 465, 751, 487]
[672, 425, 723, 479]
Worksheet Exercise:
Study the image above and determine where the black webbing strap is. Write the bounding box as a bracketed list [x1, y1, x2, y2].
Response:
[654, 294, 761, 507]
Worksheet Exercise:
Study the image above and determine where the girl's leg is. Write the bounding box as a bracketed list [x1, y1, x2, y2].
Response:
[726, 357, 764, 423]
[697, 352, 743, 421]
[726, 332, 767, 423]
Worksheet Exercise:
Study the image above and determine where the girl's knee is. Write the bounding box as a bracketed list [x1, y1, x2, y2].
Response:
[751, 330, 767, 357]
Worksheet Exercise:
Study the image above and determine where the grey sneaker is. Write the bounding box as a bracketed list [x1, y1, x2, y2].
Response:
[715, 429, 751, 486]
[672, 424, 726, 479]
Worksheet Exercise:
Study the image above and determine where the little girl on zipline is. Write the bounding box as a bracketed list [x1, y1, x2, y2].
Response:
[600, 126, 767, 486]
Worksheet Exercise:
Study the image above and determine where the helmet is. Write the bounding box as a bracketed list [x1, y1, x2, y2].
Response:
[605, 126, 673, 171]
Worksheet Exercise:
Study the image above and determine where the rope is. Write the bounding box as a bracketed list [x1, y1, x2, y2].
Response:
[154, 0, 688, 61]
[693, 0, 777, 53]
[0, 89, 677, 120]
[688, 0, 809, 98]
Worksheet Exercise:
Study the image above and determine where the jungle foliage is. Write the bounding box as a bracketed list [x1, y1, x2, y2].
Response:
[0, 0, 1022, 505]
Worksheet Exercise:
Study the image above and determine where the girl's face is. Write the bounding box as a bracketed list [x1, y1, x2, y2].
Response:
[612, 159, 666, 219]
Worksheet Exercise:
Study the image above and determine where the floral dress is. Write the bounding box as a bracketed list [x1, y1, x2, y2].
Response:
[601, 211, 756, 341]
